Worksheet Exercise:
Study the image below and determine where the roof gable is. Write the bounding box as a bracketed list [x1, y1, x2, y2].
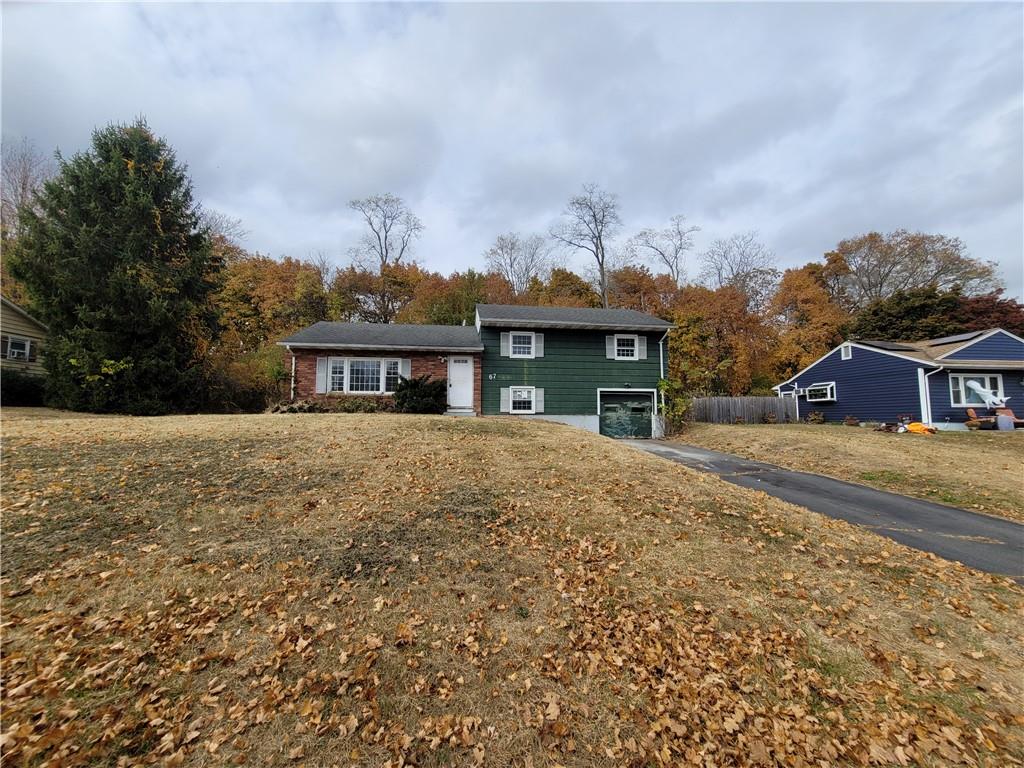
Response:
[1, 296, 48, 332]
[774, 341, 930, 389]
[937, 329, 1024, 361]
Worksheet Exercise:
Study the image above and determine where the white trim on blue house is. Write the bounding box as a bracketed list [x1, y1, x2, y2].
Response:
[773, 341, 935, 390]
[805, 382, 837, 402]
[934, 328, 1024, 360]
[917, 369, 929, 425]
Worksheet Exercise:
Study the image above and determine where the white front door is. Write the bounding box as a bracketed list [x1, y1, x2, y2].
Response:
[447, 356, 474, 409]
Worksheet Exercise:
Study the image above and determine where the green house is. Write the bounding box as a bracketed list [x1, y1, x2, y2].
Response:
[475, 305, 673, 438]
[279, 303, 673, 438]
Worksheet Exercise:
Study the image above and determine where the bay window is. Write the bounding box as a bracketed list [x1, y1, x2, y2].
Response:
[805, 382, 836, 402]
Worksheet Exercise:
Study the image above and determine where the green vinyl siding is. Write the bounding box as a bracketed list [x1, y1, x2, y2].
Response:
[480, 327, 664, 415]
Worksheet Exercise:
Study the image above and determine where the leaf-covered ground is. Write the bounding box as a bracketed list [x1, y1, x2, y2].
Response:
[2, 410, 1022, 767]
[677, 423, 1024, 523]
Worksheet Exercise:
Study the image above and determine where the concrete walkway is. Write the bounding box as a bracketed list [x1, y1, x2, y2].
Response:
[624, 440, 1024, 580]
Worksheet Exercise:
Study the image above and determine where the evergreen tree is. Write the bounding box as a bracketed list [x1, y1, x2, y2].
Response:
[9, 120, 220, 414]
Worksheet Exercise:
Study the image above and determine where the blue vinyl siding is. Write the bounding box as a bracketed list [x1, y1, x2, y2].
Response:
[928, 369, 1024, 424]
[943, 331, 1024, 361]
[786, 346, 924, 423]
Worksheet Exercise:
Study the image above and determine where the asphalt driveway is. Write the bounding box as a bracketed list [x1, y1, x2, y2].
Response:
[624, 440, 1024, 580]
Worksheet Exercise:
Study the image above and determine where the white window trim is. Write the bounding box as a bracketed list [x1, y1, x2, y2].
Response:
[614, 334, 639, 360]
[840, 344, 852, 360]
[948, 372, 1003, 408]
[805, 381, 837, 402]
[509, 385, 536, 414]
[328, 358, 346, 393]
[328, 357, 403, 395]
[509, 331, 536, 359]
[5, 336, 30, 360]
[383, 359, 402, 394]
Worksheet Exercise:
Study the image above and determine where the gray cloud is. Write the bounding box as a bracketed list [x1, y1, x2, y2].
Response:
[3, 2, 1021, 295]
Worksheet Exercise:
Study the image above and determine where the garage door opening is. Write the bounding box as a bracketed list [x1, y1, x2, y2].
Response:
[599, 391, 655, 438]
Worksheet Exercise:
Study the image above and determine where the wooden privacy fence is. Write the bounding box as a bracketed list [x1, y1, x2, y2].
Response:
[689, 396, 797, 424]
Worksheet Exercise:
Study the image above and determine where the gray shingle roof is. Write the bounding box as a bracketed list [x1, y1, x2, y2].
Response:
[475, 304, 673, 330]
[279, 322, 483, 350]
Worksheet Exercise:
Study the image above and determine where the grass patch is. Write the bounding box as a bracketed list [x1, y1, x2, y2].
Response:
[2, 411, 1022, 766]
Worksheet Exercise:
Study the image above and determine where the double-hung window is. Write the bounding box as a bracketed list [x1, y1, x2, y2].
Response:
[510, 332, 535, 359]
[949, 373, 1003, 407]
[615, 334, 638, 360]
[510, 386, 535, 414]
[329, 359, 346, 393]
[805, 382, 836, 402]
[384, 360, 401, 393]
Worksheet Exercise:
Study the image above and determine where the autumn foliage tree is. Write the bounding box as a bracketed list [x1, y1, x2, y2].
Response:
[667, 286, 776, 396]
[330, 263, 428, 324]
[216, 254, 329, 352]
[525, 268, 601, 308]
[769, 265, 850, 380]
[398, 269, 501, 326]
[607, 266, 677, 317]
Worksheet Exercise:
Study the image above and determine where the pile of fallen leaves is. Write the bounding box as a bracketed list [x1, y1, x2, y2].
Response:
[2, 411, 1022, 766]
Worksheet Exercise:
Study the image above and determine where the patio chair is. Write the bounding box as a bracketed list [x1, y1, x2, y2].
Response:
[966, 408, 996, 428]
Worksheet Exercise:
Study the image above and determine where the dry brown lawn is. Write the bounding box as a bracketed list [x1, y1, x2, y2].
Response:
[678, 423, 1024, 524]
[2, 409, 1022, 767]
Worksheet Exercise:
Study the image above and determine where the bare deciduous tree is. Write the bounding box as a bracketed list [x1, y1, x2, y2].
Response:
[699, 231, 780, 314]
[200, 209, 247, 243]
[1, 137, 54, 240]
[628, 214, 700, 286]
[348, 193, 423, 271]
[826, 230, 1001, 310]
[484, 233, 551, 295]
[550, 183, 621, 308]
[199, 209, 248, 263]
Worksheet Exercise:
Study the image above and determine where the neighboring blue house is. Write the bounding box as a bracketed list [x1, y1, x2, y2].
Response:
[773, 328, 1024, 428]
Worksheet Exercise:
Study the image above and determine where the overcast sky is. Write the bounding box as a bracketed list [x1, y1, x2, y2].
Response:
[3, 2, 1022, 297]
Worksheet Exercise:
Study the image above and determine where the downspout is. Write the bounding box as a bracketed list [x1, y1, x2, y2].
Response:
[658, 330, 669, 411]
[287, 345, 296, 401]
[923, 366, 944, 426]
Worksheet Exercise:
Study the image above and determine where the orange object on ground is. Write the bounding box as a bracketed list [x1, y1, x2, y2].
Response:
[906, 422, 937, 435]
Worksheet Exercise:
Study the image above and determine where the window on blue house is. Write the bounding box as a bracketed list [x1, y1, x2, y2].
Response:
[841, 344, 852, 360]
[805, 382, 836, 402]
[949, 373, 1003, 406]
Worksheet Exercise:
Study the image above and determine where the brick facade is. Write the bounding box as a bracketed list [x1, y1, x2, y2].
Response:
[286, 348, 482, 413]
